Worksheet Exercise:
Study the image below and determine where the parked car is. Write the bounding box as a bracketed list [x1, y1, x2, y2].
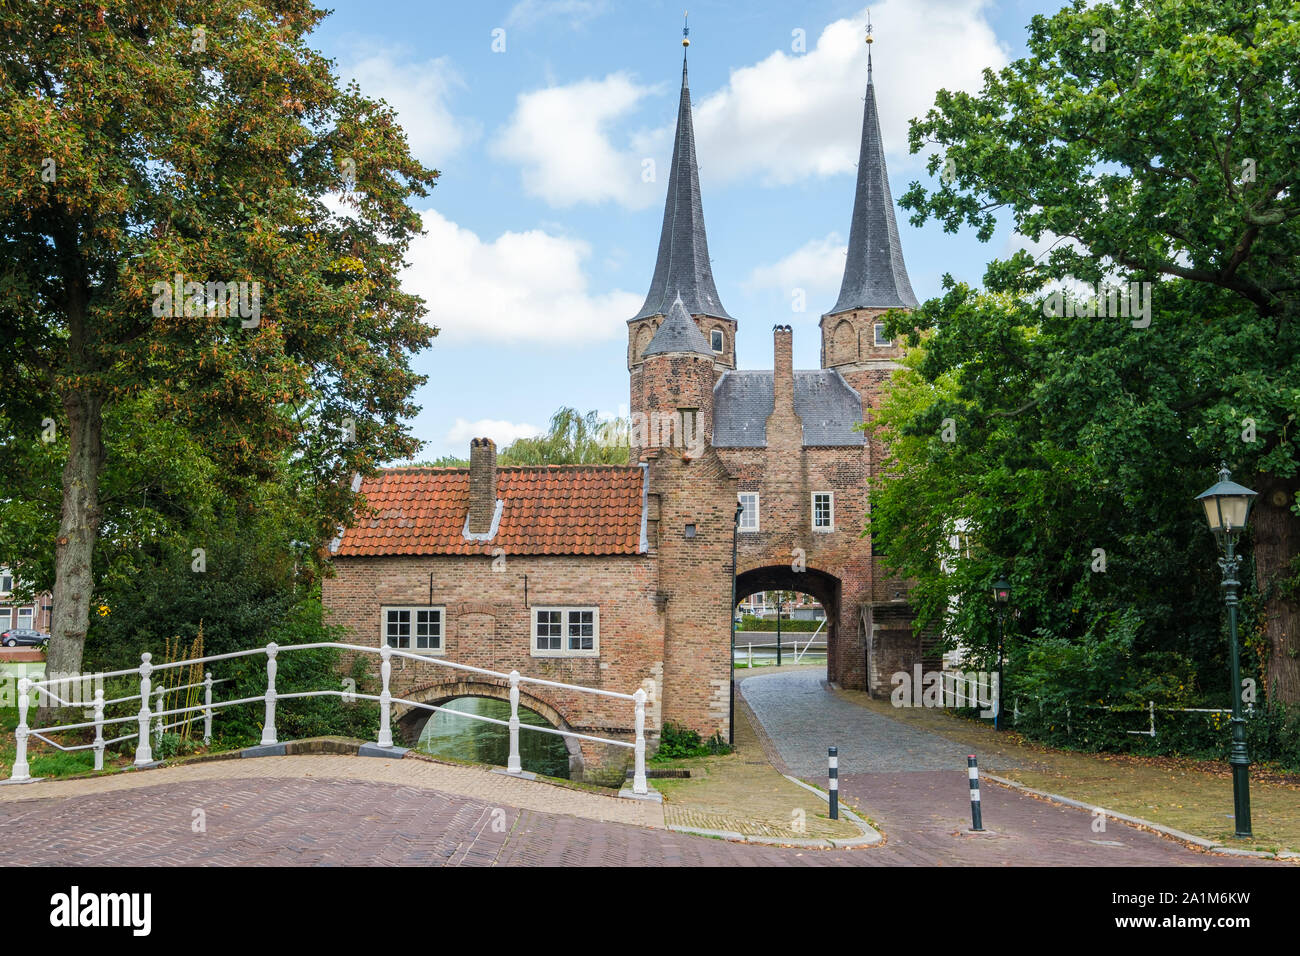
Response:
[1, 628, 49, 648]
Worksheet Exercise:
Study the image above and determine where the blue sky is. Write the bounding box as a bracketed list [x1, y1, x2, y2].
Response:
[309, 0, 1067, 461]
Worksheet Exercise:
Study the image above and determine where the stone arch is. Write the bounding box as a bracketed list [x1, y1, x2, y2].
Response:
[830, 319, 857, 365]
[632, 323, 653, 363]
[735, 564, 842, 676]
[395, 678, 585, 779]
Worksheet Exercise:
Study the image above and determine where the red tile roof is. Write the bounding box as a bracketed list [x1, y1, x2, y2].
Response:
[333, 465, 647, 557]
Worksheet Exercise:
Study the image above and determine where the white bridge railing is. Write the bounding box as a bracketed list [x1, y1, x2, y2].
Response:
[9, 642, 649, 794]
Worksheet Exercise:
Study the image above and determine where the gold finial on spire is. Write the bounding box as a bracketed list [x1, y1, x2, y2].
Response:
[865, 9, 873, 44]
[682, 11, 690, 47]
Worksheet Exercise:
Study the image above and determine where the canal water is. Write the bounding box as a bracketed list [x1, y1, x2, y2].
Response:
[414, 696, 571, 779]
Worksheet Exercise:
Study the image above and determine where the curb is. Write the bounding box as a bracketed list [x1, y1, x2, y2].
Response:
[666, 774, 882, 849]
[983, 773, 1296, 861]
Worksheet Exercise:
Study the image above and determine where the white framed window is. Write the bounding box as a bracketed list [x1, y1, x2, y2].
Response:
[738, 492, 760, 532]
[382, 606, 445, 653]
[710, 328, 725, 353]
[812, 492, 835, 532]
[17, 607, 34, 630]
[0, 571, 11, 595]
[533, 607, 599, 658]
[873, 323, 892, 347]
[0, 609, 11, 631]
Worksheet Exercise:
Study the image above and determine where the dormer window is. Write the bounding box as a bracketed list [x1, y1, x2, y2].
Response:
[710, 329, 724, 353]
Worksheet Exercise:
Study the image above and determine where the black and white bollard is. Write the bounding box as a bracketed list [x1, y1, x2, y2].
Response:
[967, 755, 984, 831]
[828, 746, 839, 820]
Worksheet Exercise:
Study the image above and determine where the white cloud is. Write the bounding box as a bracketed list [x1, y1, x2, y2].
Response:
[490, 1, 1006, 206]
[692, 1, 1007, 186]
[747, 232, 847, 296]
[446, 418, 543, 448]
[505, 0, 607, 28]
[491, 73, 662, 208]
[342, 53, 479, 165]
[401, 209, 642, 345]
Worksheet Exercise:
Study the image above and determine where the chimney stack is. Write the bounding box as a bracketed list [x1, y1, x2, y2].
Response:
[468, 437, 498, 535]
[773, 324, 794, 414]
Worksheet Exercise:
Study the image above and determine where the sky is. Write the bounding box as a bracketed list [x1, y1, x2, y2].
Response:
[307, 0, 1068, 461]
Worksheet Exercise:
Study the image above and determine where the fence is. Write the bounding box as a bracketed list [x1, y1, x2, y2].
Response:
[9, 642, 650, 795]
[733, 619, 827, 667]
[1010, 695, 1249, 741]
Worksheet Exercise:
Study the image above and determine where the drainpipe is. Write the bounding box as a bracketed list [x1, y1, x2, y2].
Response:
[729, 501, 742, 745]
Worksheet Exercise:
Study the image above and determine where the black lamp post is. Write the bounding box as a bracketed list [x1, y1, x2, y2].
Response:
[992, 575, 1010, 729]
[1196, 463, 1257, 839]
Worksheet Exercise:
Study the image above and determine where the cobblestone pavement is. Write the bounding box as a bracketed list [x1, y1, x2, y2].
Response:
[738, 670, 1270, 866]
[742, 669, 1003, 776]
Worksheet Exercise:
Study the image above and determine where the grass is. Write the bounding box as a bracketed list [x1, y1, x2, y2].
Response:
[834, 685, 1300, 854]
[0, 706, 133, 780]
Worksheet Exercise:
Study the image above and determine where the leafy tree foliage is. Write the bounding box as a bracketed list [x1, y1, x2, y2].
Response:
[893, 0, 1300, 702]
[0, 2, 438, 677]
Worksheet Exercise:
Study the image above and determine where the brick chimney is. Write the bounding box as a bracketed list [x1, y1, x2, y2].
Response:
[773, 324, 794, 415]
[468, 437, 497, 535]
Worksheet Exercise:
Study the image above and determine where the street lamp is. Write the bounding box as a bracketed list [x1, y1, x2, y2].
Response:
[992, 575, 1010, 729]
[1196, 463, 1257, 839]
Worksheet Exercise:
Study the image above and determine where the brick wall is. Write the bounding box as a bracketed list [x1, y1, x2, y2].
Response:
[321, 552, 665, 751]
[644, 448, 738, 738]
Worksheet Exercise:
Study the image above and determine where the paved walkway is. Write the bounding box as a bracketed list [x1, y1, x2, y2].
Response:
[0, 671, 1277, 866]
[738, 669, 1270, 866]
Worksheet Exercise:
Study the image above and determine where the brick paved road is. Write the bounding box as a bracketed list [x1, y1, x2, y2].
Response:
[0, 671, 1273, 866]
[739, 670, 1269, 866]
[0, 777, 855, 867]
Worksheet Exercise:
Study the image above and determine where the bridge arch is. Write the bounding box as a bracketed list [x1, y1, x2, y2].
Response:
[395, 678, 585, 779]
[735, 564, 842, 673]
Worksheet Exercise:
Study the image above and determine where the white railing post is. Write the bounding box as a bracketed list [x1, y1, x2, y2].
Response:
[154, 684, 165, 750]
[506, 670, 522, 774]
[377, 645, 393, 748]
[11, 677, 32, 781]
[134, 652, 153, 766]
[632, 688, 648, 795]
[203, 672, 213, 746]
[92, 688, 105, 771]
[261, 642, 278, 746]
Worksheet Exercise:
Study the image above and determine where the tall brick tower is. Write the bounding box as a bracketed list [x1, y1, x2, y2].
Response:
[627, 30, 736, 399]
[819, 25, 933, 691]
[819, 28, 918, 415]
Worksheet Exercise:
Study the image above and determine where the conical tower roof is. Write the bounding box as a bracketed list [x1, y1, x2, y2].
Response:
[643, 294, 713, 357]
[632, 50, 732, 322]
[829, 45, 918, 314]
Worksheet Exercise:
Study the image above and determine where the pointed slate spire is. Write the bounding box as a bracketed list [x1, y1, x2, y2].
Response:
[830, 26, 918, 314]
[632, 33, 732, 322]
[643, 294, 713, 357]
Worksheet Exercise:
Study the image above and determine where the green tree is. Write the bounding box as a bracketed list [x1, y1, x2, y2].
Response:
[498, 407, 628, 466]
[898, 0, 1300, 702]
[0, 2, 437, 678]
[869, 280, 1244, 712]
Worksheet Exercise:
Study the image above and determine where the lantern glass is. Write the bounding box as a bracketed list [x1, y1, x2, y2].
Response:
[1196, 471, 1257, 538]
[993, 576, 1011, 605]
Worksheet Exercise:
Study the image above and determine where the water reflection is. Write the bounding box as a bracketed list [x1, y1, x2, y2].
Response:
[415, 696, 570, 779]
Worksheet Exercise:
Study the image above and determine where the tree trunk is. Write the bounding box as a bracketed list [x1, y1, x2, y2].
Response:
[1253, 470, 1300, 705]
[40, 388, 106, 722]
